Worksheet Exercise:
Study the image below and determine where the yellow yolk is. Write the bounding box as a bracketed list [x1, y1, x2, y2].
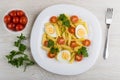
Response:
[45, 25, 55, 34]
[57, 50, 71, 63]
[75, 25, 88, 38]
[77, 29, 85, 37]
[62, 52, 69, 60]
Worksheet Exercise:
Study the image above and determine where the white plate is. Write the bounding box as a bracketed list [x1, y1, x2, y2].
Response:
[30, 4, 102, 75]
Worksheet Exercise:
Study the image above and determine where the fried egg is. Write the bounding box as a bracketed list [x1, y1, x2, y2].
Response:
[75, 24, 88, 38]
[57, 50, 71, 63]
[45, 23, 57, 37]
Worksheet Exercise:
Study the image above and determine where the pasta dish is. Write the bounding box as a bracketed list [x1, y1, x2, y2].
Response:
[42, 14, 91, 63]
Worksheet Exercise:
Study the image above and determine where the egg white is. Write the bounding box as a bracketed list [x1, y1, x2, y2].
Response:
[75, 24, 88, 38]
[57, 50, 71, 63]
[45, 23, 57, 37]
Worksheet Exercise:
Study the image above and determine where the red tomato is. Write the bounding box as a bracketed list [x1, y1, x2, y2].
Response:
[44, 41, 48, 47]
[16, 10, 25, 16]
[50, 16, 57, 23]
[4, 10, 27, 32]
[75, 54, 83, 61]
[47, 52, 56, 58]
[70, 41, 77, 48]
[82, 39, 91, 46]
[9, 10, 17, 17]
[7, 23, 16, 30]
[68, 27, 75, 34]
[57, 36, 65, 45]
[20, 16, 28, 25]
[4, 15, 11, 24]
[70, 15, 79, 23]
[15, 24, 24, 31]
[12, 17, 19, 24]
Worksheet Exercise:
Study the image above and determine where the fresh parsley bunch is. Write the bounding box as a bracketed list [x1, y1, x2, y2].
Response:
[6, 34, 34, 71]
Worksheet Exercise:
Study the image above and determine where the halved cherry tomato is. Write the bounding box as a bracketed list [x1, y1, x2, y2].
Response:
[50, 16, 57, 23]
[57, 36, 65, 45]
[75, 54, 83, 61]
[47, 52, 56, 58]
[16, 10, 25, 16]
[44, 41, 48, 47]
[12, 17, 19, 24]
[70, 41, 77, 48]
[68, 27, 75, 34]
[70, 15, 79, 23]
[7, 23, 16, 30]
[4, 15, 11, 24]
[82, 39, 91, 46]
[20, 16, 28, 25]
[15, 24, 24, 31]
[9, 10, 17, 17]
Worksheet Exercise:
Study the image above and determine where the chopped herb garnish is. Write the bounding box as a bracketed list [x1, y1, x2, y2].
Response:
[77, 47, 88, 57]
[47, 40, 54, 48]
[58, 14, 70, 27]
[50, 47, 59, 53]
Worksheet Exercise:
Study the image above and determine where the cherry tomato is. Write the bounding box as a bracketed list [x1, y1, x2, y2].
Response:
[16, 10, 25, 16]
[75, 54, 83, 61]
[44, 41, 48, 47]
[7, 23, 16, 30]
[47, 52, 56, 58]
[82, 39, 91, 46]
[57, 36, 65, 45]
[70, 41, 77, 48]
[68, 27, 75, 34]
[20, 16, 28, 25]
[4, 10, 27, 32]
[15, 24, 24, 31]
[50, 16, 57, 23]
[4, 15, 11, 24]
[9, 10, 17, 17]
[70, 15, 79, 23]
[12, 17, 19, 24]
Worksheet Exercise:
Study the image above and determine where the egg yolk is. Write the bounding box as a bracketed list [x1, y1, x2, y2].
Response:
[77, 29, 85, 37]
[62, 52, 69, 60]
[45, 25, 55, 34]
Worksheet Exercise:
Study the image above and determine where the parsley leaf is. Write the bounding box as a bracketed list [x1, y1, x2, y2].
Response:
[17, 33, 26, 40]
[62, 20, 70, 27]
[47, 40, 54, 48]
[19, 44, 26, 52]
[77, 47, 88, 57]
[50, 47, 59, 53]
[58, 14, 70, 27]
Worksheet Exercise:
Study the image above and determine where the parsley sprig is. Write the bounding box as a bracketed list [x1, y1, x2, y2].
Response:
[77, 47, 88, 57]
[6, 34, 34, 71]
[50, 47, 59, 53]
[47, 40, 54, 48]
[58, 14, 70, 27]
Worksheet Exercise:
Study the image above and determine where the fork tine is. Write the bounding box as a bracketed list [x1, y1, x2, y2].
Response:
[106, 8, 113, 18]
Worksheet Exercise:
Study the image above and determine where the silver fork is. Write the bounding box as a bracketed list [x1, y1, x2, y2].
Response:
[104, 8, 113, 59]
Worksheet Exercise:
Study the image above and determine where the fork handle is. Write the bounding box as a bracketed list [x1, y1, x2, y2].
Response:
[104, 25, 110, 59]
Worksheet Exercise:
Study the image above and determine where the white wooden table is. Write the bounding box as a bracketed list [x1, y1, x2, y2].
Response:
[0, 0, 120, 80]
